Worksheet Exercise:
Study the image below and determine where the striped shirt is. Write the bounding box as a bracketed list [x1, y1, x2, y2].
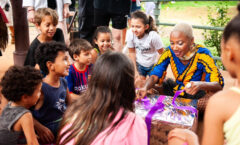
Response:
[66, 64, 92, 95]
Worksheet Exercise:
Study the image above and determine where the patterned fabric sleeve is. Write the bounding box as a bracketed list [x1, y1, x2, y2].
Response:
[198, 48, 224, 87]
[150, 49, 171, 84]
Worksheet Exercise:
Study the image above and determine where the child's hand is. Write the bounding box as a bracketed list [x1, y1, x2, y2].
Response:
[136, 87, 147, 100]
[184, 81, 203, 95]
[35, 123, 54, 143]
[168, 128, 199, 145]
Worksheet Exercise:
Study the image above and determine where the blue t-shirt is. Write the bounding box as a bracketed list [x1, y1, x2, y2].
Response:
[31, 77, 68, 136]
[65, 64, 92, 95]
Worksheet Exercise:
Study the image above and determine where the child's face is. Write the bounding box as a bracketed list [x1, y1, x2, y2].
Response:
[37, 15, 57, 39]
[131, 18, 149, 39]
[25, 83, 42, 108]
[221, 36, 240, 78]
[74, 50, 92, 65]
[52, 51, 70, 77]
[94, 32, 112, 53]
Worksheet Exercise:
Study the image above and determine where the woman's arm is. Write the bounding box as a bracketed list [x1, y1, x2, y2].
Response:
[185, 81, 223, 95]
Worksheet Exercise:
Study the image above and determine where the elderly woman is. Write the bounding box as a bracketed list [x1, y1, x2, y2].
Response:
[137, 23, 224, 112]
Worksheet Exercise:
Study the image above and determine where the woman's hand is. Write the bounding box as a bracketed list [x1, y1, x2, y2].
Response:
[168, 128, 199, 145]
[136, 87, 147, 100]
[63, 4, 70, 18]
[27, 7, 35, 23]
[184, 81, 204, 95]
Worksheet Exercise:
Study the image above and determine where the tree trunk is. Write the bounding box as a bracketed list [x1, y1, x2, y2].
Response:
[10, 0, 29, 66]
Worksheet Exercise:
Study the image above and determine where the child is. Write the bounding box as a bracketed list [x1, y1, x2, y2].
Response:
[0, 66, 42, 145]
[66, 39, 93, 101]
[24, 8, 65, 67]
[57, 52, 147, 145]
[91, 26, 113, 63]
[33, 41, 70, 143]
[168, 4, 240, 145]
[127, 10, 164, 80]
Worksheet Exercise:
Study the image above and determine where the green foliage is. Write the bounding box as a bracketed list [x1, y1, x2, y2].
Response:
[203, 3, 230, 69]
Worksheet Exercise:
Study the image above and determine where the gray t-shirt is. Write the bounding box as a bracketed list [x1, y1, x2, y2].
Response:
[0, 102, 29, 145]
[127, 30, 164, 67]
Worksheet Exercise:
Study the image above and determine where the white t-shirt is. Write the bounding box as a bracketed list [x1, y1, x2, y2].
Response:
[22, 0, 71, 21]
[127, 31, 164, 67]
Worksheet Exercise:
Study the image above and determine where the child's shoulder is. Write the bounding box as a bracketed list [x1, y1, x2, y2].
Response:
[207, 88, 240, 120]
[30, 37, 41, 48]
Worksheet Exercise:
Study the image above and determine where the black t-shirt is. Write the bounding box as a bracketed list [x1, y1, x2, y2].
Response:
[93, 0, 131, 14]
[24, 28, 64, 67]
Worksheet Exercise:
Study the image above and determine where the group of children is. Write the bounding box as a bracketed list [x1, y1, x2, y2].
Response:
[1, 3, 240, 145]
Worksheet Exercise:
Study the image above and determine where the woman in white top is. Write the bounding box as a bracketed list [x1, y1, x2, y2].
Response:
[22, 0, 71, 44]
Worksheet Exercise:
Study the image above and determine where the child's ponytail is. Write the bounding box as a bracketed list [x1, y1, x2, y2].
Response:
[147, 15, 158, 33]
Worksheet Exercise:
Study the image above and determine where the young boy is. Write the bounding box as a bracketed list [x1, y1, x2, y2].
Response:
[33, 41, 70, 143]
[0, 66, 42, 145]
[66, 39, 93, 101]
[24, 8, 65, 67]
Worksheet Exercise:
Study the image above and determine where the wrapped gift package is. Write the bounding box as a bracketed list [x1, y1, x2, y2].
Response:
[135, 90, 198, 145]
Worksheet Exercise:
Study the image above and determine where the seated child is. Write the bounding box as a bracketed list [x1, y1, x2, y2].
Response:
[0, 66, 42, 145]
[57, 52, 147, 145]
[32, 41, 70, 143]
[24, 8, 65, 67]
[91, 26, 113, 63]
[66, 38, 93, 101]
[127, 10, 164, 81]
[168, 4, 240, 145]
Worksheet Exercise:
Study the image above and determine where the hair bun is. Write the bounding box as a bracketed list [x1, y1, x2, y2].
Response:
[238, 3, 240, 13]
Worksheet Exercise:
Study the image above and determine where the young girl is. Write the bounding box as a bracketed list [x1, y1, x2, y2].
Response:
[127, 10, 164, 80]
[168, 4, 240, 145]
[57, 52, 147, 145]
[0, 66, 42, 145]
[91, 26, 113, 63]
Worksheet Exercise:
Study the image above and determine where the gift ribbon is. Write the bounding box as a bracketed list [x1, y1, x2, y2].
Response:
[136, 97, 152, 110]
[172, 90, 198, 116]
[145, 95, 166, 145]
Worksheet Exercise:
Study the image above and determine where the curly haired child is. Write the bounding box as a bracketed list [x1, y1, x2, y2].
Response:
[0, 66, 42, 145]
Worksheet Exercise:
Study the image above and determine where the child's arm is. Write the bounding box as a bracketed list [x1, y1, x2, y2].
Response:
[91, 49, 98, 64]
[19, 112, 39, 145]
[33, 118, 55, 143]
[66, 89, 79, 104]
[201, 92, 226, 145]
[129, 47, 139, 77]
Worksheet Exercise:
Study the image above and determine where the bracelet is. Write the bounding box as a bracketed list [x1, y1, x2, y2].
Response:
[27, 9, 34, 12]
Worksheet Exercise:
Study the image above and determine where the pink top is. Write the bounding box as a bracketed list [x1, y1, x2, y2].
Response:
[61, 109, 148, 145]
